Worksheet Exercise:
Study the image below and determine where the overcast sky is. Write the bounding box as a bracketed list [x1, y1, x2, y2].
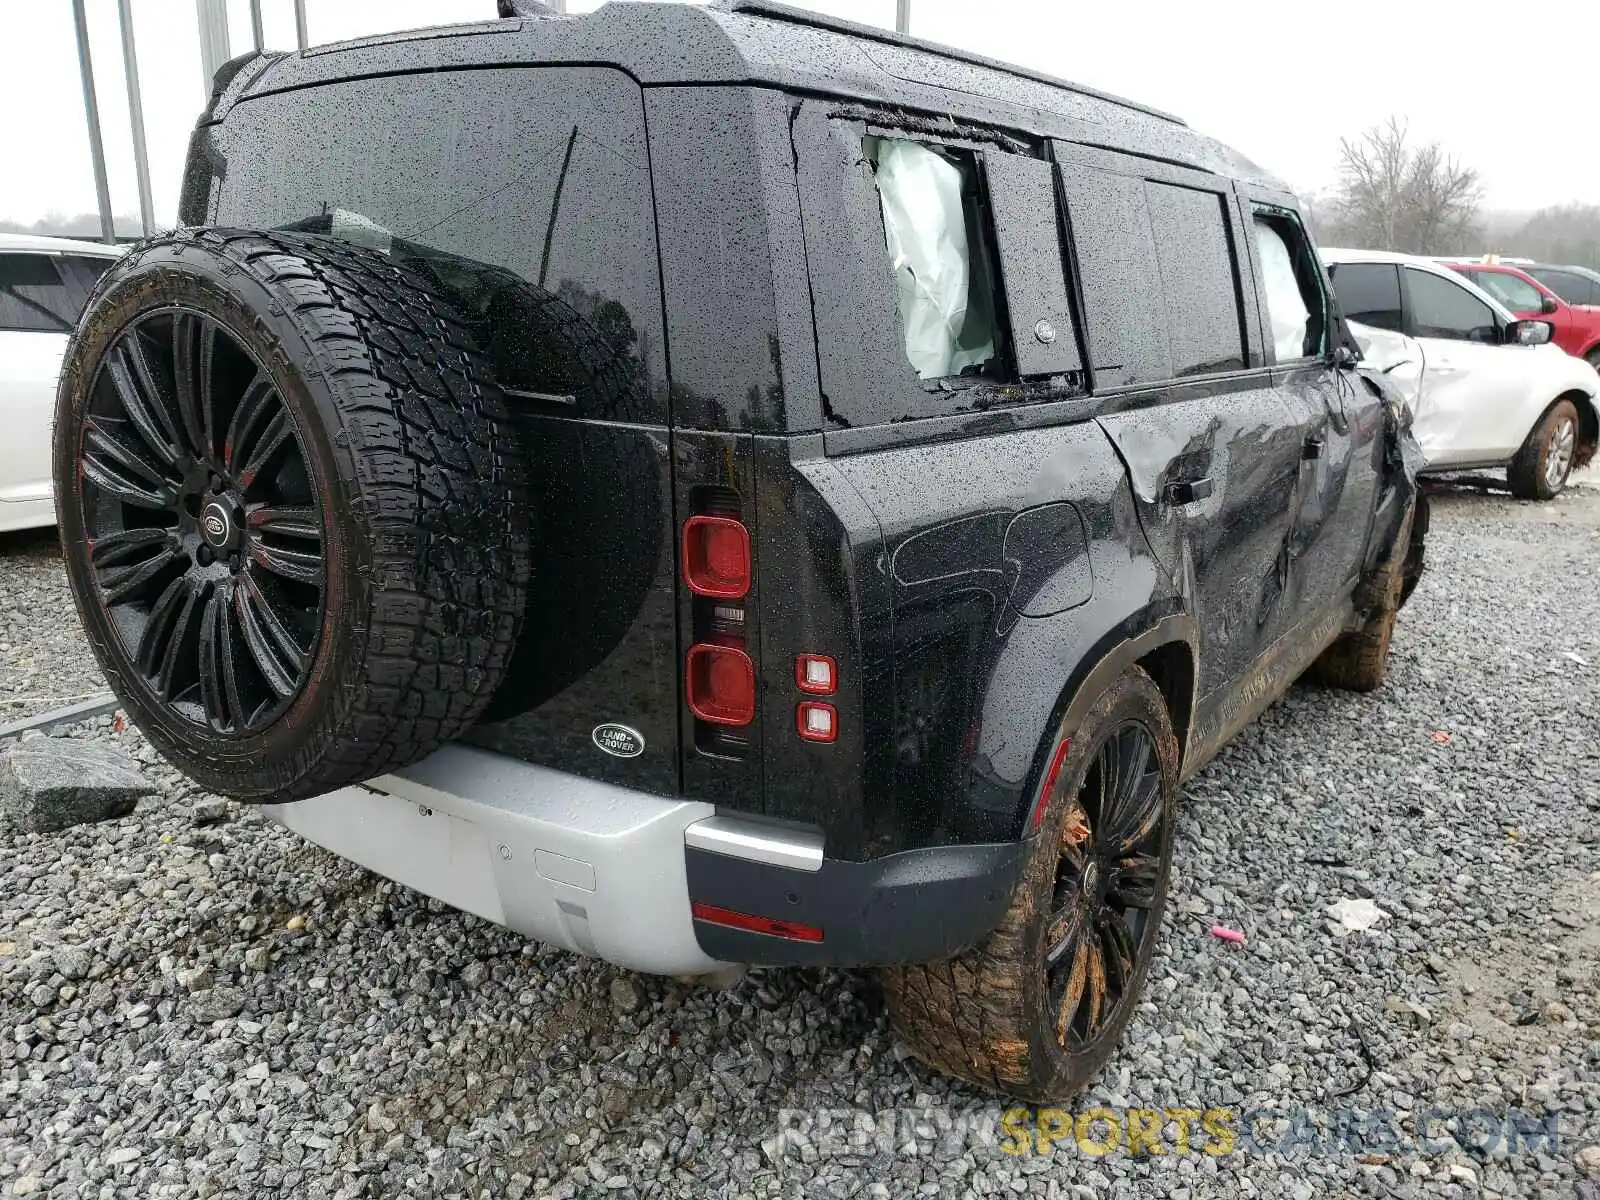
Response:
[4, 0, 1596, 230]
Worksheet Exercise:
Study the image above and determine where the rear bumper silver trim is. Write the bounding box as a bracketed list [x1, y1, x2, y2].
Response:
[266, 744, 726, 976]
[683, 814, 825, 872]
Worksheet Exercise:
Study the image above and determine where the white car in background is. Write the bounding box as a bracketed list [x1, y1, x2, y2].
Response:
[1321, 247, 1600, 499]
[0, 233, 124, 532]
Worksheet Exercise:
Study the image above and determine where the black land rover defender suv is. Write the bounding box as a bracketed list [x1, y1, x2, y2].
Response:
[53, 1, 1422, 1101]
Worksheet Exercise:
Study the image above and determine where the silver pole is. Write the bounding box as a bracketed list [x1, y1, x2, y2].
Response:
[196, 0, 231, 92]
[248, 0, 264, 51]
[896, 0, 910, 34]
[293, 0, 308, 50]
[117, 0, 156, 237]
[70, 0, 117, 244]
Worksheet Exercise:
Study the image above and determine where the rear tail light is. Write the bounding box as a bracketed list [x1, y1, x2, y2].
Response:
[796, 701, 837, 743]
[686, 643, 756, 726]
[683, 496, 755, 755]
[682, 515, 751, 598]
[691, 901, 824, 943]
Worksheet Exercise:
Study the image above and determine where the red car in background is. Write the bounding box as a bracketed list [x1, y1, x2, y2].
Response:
[1449, 261, 1600, 369]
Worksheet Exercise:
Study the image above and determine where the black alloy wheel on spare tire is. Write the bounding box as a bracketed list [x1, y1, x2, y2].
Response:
[53, 229, 530, 802]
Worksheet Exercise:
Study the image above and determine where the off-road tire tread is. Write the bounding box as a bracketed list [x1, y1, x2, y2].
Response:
[58, 228, 529, 800]
[878, 666, 1178, 1103]
[1305, 504, 1414, 692]
[1398, 492, 1428, 610]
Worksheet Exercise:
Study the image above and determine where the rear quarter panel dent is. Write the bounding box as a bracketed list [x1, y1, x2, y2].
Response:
[827, 422, 1183, 852]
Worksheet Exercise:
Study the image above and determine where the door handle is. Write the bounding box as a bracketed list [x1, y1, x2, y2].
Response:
[1303, 436, 1325, 461]
[1165, 476, 1214, 506]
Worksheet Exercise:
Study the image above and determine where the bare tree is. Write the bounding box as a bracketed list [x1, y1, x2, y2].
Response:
[1325, 118, 1483, 254]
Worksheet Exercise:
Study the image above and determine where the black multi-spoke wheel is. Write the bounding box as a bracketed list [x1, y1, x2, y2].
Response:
[80, 309, 325, 734]
[880, 665, 1178, 1102]
[1042, 721, 1164, 1048]
[54, 229, 529, 801]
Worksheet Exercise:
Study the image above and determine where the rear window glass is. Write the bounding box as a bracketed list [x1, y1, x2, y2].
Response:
[1143, 183, 1246, 377]
[866, 136, 1000, 381]
[1062, 170, 1244, 386]
[1469, 270, 1544, 313]
[1328, 261, 1403, 332]
[56, 254, 114, 313]
[0, 254, 74, 333]
[1529, 268, 1597, 306]
[213, 66, 665, 423]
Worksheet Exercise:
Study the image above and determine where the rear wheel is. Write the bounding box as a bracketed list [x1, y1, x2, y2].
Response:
[1508, 399, 1579, 500]
[879, 666, 1178, 1102]
[1398, 492, 1429, 611]
[1307, 503, 1414, 692]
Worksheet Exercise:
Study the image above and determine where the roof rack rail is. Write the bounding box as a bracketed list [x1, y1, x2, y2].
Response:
[724, 0, 1184, 127]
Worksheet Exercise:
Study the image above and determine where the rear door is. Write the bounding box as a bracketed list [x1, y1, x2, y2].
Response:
[1326, 259, 1427, 433]
[1053, 143, 1315, 706]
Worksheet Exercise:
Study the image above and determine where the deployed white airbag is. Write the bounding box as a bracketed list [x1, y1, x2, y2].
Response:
[1256, 222, 1312, 362]
[869, 138, 993, 379]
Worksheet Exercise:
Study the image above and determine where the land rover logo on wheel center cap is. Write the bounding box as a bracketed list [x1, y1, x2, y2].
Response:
[201, 502, 232, 548]
[592, 723, 645, 758]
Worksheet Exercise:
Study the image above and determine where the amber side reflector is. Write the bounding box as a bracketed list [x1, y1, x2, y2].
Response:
[1029, 738, 1072, 829]
[686, 643, 756, 726]
[682, 515, 751, 598]
[691, 901, 824, 943]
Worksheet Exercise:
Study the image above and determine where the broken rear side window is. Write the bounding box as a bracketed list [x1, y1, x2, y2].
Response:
[865, 136, 1001, 382]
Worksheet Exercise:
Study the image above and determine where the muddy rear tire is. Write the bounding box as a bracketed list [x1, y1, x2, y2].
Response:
[1306, 504, 1414, 692]
[878, 666, 1178, 1103]
[54, 229, 529, 802]
[1508, 398, 1579, 500]
[1305, 607, 1398, 692]
[1397, 493, 1428, 611]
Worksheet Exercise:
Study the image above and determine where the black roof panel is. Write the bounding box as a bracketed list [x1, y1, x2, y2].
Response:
[219, 1, 1282, 188]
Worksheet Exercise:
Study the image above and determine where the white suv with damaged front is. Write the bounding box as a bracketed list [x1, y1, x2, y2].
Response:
[1322, 247, 1600, 499]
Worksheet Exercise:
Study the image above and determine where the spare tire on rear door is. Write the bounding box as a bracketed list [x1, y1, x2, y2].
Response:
[53, 229, 530, 802]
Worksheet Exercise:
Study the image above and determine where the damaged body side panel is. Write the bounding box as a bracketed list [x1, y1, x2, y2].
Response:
[825, 421, 1179, 859]
[1057, 145, 1396, 744]
[781, 100, 1424, 856]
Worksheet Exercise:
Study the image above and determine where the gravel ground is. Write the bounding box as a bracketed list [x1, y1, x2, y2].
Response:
[0, 528, 103, 723]
[3, 485, 1599, 1200]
